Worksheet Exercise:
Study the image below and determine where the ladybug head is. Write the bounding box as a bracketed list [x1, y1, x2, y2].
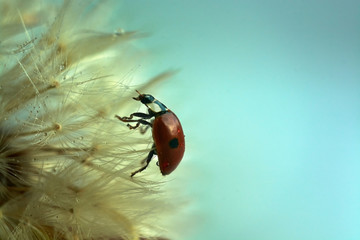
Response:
[133, 90, 155, 104]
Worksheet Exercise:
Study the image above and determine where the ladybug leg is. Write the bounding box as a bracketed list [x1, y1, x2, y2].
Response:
[126, 119, 152, 130]
[141, 144, 156, 164]
[117, 112, 153, 120]
[131, 144, 156, 177]
[115, 108, 157, 129]
[115, 113, 153, 129]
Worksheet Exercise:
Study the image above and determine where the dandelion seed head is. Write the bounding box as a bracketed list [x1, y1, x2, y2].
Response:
[0, 0, 182, 239]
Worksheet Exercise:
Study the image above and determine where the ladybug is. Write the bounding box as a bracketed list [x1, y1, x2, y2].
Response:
[115, 90, 185, 177]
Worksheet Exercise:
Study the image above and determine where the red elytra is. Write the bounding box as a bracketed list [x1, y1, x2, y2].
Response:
[115, 91, 185, 177]
[152, 110, 185, 175]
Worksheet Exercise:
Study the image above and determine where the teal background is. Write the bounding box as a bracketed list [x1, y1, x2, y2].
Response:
[121, 1, 360, 239]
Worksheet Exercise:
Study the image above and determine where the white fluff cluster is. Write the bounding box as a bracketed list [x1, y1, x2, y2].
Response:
[0, 0, 174, 239]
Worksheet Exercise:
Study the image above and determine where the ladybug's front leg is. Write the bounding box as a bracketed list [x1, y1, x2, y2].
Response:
[118, 112, 153, 120]
[115, 109, 156, 130]
[115, 114, 152, 130]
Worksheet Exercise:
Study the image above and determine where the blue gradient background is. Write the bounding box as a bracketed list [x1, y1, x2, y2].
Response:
[122, 1, 360, 239]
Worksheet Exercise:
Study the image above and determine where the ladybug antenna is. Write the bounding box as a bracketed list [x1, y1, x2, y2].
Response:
[133, 90, 143, 101]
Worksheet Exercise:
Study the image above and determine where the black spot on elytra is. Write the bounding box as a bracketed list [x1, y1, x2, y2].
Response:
[168, 138, 179, 148]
